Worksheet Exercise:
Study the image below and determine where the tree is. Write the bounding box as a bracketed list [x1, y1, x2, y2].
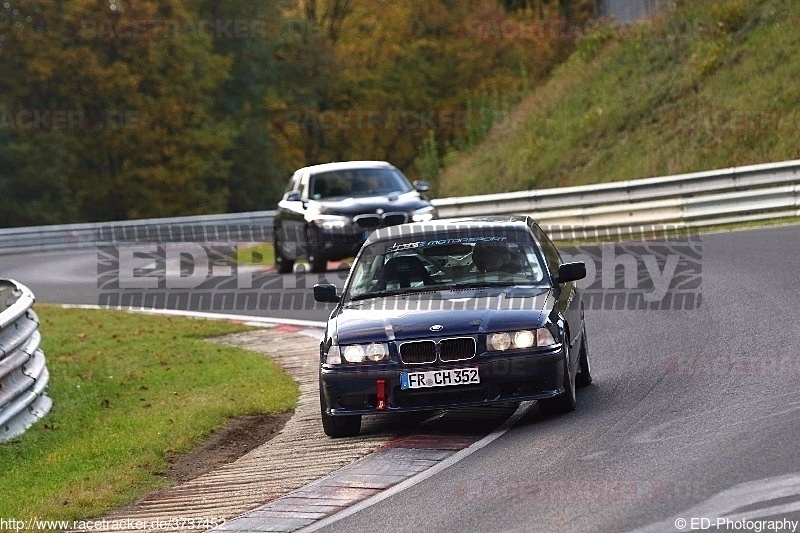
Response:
[0, 0, 234, 225]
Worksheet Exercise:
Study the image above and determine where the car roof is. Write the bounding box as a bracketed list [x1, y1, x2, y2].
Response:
[297, 161, 396, 175]
[366, 216, 536, 244]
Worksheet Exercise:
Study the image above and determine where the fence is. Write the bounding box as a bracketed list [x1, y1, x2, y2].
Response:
[0, 279, 52, 442]
[0, 159, 799, 253]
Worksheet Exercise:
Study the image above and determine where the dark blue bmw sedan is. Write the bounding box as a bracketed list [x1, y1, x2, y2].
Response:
[313, 216, 591, 437]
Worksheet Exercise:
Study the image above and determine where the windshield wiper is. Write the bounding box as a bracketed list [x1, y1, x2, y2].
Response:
[447, 281, 519, 290]
[349, 286, 437, 301]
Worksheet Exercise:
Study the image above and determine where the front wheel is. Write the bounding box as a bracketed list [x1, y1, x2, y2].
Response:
[576, 326, 592, 388]
[538, 338, 577, 417]
[320, 386, 361, 437]
[274, 231, 294, 274]
[306, 228, 328, 273]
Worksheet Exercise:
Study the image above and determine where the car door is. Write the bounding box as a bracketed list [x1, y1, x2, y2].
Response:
[531, 223, 583, 368]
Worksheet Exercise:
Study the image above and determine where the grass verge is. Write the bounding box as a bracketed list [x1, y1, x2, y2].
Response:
[238, 242, 275, 267]
[0, 307, 298, 523]
[437, 0, 800, 197]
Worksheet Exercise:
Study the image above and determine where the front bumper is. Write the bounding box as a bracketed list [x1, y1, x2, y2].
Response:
[318, 227, 368, 260]
[320, 347, 566, 415]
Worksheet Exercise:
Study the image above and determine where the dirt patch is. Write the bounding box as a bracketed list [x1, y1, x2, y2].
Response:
[164, 412, 292, 483]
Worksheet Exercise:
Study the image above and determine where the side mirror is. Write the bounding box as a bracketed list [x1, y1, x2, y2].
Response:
[313, 284, 339, 303]
[284, 191, 301, 202]
[412, 180, 430, 193]
[556, 262, 586, 284]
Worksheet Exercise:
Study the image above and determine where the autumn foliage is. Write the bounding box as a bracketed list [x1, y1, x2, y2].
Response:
[0, 0, 592, 226]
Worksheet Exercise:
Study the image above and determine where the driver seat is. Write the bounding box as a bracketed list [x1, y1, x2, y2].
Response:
[373, 255, 434, 290]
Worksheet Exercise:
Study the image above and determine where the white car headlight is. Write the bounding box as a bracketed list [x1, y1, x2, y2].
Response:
[513, 330, 535, 349]
[487, 332, 512, 351]
[487, 329, 556, 351]
[365, 342, 389, 362]
[411, 206, 437, 222]
[313, 215, 350, 229]
[331, 342, 390, 363]
[343, 344, 365, 362]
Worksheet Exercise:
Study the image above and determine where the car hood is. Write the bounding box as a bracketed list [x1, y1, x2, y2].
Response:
[330, 287, 554, 344]
[308, 191, 430, 217]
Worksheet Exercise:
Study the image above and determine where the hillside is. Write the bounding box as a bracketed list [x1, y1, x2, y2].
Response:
[436, 0, 800, 197]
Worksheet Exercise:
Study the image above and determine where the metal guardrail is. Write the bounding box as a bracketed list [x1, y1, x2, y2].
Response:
[432, 159, 800, 240]
[0, 159, 799, 253]
[0, 279, 52, 442]
[0, 211, 276, 255]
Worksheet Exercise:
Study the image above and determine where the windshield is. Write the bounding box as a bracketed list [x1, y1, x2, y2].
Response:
[345, 234, 548, 301]
[309, 168, 412, 200]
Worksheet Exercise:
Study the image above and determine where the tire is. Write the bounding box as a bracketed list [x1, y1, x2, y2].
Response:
[274, 231, 294, 274]
[538, 337, 577, 417]
[306, 228, 328, 273]
[320, 386, 361, 437]
[576, 326, 593, 388]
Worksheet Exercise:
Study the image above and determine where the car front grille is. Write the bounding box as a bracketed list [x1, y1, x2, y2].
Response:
[399, 337, 476, 364]
[353, 212, 408, 230]
[381, 212, 408, 226]
[399, 341, 437, 364]
[439, 337, 476, 361]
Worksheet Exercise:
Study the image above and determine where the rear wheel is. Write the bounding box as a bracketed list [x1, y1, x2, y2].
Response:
[320, 386, 361, 437]
[538, 337, 577, 417]
[576, 326, 592, 388]
[274, 231, 294, 274]
[306, 228, 328, 273]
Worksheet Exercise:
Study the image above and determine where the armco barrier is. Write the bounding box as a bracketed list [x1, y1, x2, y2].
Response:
[0, 211, 276, 255]
[431, 159, 800, 240]
[0, 279, 52, 442]
[1, 159, 799, 253]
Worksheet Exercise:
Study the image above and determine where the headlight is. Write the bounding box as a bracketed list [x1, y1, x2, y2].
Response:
[487, 328, 556, 351]
[513, 330, 535, 349]
[327, 342, 389, 364]
[313, 215, 350, 229]
[536, 328, 556, 347]
[411, 206, 437, 222]
[325, 345, 342, 364]
[487, 332, 511, 351]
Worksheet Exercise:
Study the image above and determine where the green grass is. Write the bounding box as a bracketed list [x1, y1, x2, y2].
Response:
[0, 307, 298, 523]
[238, 242, 275, 266]
[437, 0, 800, 197]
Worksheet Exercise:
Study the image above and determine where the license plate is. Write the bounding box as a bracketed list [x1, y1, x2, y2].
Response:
[400, 368, 480, 390]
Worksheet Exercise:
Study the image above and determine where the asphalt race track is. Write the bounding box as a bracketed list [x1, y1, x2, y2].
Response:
[2, 224, 800, 532]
